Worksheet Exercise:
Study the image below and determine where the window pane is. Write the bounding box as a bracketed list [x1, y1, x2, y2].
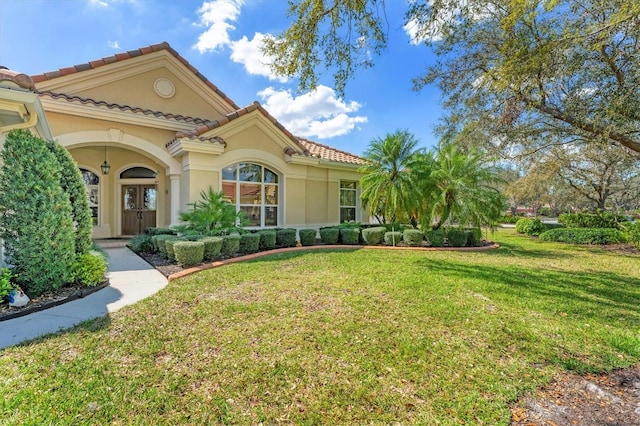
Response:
[222, 165, 237, 180]
[340, 207, 356, 223]
[81, 169, 99, 185]
[124, 187, 137, 210]
[239, 163, 262, 182]
[264, 168, 278, 183]
[240, 206, 261, 226]
[239, 183, 261, 204]
[340, 189, 356, 206]
[144, 188, 157, 210]
[265, 207, 278, 226]
[265, 184, 278, 205]
[120, 167, 156, 179]
[340, 181, 356, 189]
[222, 181, 236, 203]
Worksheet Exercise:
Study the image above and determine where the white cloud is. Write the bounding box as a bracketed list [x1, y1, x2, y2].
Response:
[258, 86, 368, 139]
[229, 32, 287, 82]
[108, 40, 120, 49]
[88, 0, 109, 6]
[193, 0, 244, 53]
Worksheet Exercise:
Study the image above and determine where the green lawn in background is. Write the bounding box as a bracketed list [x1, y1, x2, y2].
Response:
[1, 229, 638, 425]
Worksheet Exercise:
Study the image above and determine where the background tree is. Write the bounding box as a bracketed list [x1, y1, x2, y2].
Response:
[265, 0, 640, 155]
[359, 130, 426, 225]
[0, 130, 75, 295]
[46, 140, 93, 255]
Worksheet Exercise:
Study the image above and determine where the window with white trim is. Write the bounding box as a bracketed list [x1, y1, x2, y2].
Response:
[80, 168, 99, 225]
[340, 181, 357, 223]
[221, 163, 279, 227]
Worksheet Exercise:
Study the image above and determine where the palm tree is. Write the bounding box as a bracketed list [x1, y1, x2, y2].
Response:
[426, 141, 504, 230]
[359, 130, 426, 225]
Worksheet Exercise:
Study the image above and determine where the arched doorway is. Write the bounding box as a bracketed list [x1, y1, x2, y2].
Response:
[121, 167, 157, 235]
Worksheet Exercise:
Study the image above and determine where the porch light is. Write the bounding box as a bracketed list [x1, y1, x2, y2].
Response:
[100, 146, 111, 175]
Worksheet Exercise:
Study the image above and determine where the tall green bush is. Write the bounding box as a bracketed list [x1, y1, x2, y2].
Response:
[46, 140, 93, 255]
[176, 187, 242, 235]
[0, 130, 76, 296]
[558, 212, 628, 229]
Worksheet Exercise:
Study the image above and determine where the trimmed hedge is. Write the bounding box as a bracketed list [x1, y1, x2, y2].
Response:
[240, 233, 261, 254]
[258, 230, 277, 251]
[539, 228, 627, 245]
[515, 218, 547, 236]
[340, 228, 361, 245]
[221, 234, 241, 257]
[384, 231, 403, 246]
[129, 234, 154, 253]
[403, 229, 423, 247]
[145, 227, 177, 236]
[155, 235, 177, 255]
[70, 251, 107, 286]
[276, 228, 297, 248]
[200, 236, 223, 260]
[174, 241, 205, 267]
[464, 227, 482, 247]
[425, 229, 445, 247]
[320, 228, 340, 244]
[558, 212, 628, 229]
[299, 229, 317, 246]
[362, 226, 386, 245]
[447, 228, 468, 247]
[165, 239, 180, 261]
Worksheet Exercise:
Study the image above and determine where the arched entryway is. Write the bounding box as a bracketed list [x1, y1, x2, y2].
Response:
[120, 167, 157, 235]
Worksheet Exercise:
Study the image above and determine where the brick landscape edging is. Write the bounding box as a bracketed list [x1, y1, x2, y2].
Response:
[168, 242, 500, 282]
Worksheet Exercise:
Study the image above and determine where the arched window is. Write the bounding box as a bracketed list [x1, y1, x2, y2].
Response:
[80, 168, 99, 225]
[221, 163, 279, 227]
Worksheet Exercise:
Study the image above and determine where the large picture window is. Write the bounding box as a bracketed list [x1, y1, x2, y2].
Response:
[340, 181, 357, 223]
[80, 168, 99, 225]
[222, 163, 279, 227]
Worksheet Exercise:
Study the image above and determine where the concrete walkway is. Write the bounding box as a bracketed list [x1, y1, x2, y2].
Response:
[0, 247, 167, 350]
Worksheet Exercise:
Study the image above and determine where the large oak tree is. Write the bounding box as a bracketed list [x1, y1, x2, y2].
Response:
[264, 0, 640, 155]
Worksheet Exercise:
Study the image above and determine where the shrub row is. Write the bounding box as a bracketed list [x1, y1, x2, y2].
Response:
[515, 218, 547, 236]
[539, 228, 627, 245]
[318, 226, 482, 247]
[558, 211, 629, 229]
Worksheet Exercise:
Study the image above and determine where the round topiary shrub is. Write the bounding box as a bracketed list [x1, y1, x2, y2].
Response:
[362, 226, 386, 245]
[298, 229, 317, 246]
[446, 228, 468, 247]
[425, 229, 446, 247]
[340, 228, 361, 245]
[384, 231, 403, 246]
[258, 230, 277, 251]
[221, 234, 241, 257]
[403, 229, 423, 247]
[200, 236, 223, 261]
[320, 227, 339, 244]
[464, 227, 482, 247]
[276, 228, 297, 248]
[515, 218, 547, 236]
[174, 241, 205, 267]
[240, 233, 261, 254]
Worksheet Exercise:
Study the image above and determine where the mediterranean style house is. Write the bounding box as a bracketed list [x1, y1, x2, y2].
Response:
[0, 42, 366, 238]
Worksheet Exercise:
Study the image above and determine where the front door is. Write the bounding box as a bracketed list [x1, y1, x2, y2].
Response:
[122, 184, 156, 235]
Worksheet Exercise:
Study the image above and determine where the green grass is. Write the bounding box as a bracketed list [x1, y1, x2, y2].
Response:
[1, 229, 639, 424]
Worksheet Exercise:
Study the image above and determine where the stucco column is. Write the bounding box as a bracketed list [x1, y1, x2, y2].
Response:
[169, 174, 181, 226]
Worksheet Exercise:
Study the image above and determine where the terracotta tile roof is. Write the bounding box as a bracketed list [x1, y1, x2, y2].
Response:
[296, 137, 366, 165]
[0, 66, 36, 91]
[29, 42, 240, 110]
[38, 90, 211, 125]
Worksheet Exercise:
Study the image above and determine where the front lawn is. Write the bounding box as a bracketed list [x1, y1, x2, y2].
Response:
[1, 229, 638, 424]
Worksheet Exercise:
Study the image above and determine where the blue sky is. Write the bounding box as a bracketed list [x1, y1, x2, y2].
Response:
[0, 0, 443, 156]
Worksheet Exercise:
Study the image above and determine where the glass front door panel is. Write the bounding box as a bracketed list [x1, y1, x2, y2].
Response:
[124, 187, 137, 210]
[143, 187, 157, 210]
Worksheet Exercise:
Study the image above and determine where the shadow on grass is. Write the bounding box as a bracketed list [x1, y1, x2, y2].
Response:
[484, 241, 575, 260]
[241, 247, 363, 264]
[415, 257, 640, 324]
